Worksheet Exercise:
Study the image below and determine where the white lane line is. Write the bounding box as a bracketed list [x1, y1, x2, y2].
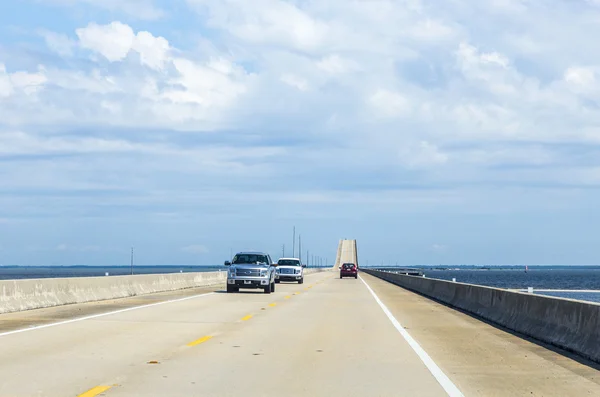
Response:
[359, 276, 464, 397]
[0, 292, 215, 338]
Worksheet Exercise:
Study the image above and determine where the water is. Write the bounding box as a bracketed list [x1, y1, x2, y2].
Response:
[0, 265, 227, 280]
[0, 265, 330, 280]
[422, 268, 600, 290]
[378, 266, 600, 304]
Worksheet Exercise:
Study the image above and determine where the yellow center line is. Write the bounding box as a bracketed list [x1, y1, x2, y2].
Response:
[268, 303, 277, 307]
[78, 385, 113, 397]
[241, 314, 253, 321]
[284, 295, 291, 299]
[187, 335, 213, 347]
[294, 292, 301, 295]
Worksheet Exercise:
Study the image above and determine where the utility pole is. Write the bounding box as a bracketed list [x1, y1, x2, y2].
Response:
[130, 247, 134, 275]
[299, 235, 302, 262]
[282, 244, 285, 257]
[292, 226, 296, 258]
[307, 250, 309, 267]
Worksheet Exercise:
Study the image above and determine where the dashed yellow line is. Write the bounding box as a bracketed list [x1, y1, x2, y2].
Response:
[284, 295, 291, 299]
[187, 335, 213, 347]
[241, 314, 253, 321]
[78, 385, 113, 397]
[294, 292, 301, 295]
[268, 303, 277, 307]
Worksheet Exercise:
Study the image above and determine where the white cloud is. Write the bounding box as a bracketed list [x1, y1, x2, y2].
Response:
[564, 66, 596, 86]
[457, 42, 511, 75]
[76, 22, 136, 62]
[188, 0, 327, 51]
[76, 22, 170, 70]
[0, 65, 12, 98]
[280, 73, 309, 91]
[368, 89, 411, 118]
[0, 64, 47, 98]
[134, 31, 170, 70]
[316, 55, 359, 74]
[409, 19, 456, 41]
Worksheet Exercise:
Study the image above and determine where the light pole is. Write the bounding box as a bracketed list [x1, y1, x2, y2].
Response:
[292, 226, 296, 257]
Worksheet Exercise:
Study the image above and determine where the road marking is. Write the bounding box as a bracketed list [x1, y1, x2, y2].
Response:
[359, 276, 464, 397]
[294, 292, 301, 295]
[284, 295, 291, 299]
[78, 385, 113, 397]
[268, 303, 277, 307]
[0, 292, 215, 338]
[241, 315, 253, 321]
[187, 335, 213, 347]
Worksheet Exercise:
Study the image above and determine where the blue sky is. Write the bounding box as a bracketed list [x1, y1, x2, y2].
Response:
[1, 0, 600, 266]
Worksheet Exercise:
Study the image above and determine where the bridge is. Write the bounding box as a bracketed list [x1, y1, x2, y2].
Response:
[0, 240, 599, 396]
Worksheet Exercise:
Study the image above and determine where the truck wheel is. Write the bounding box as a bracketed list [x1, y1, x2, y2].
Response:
[275, 279, 280, 283]
[271, 282, 275, 292]
[227, 285, 237, 293]
[299, 278, 303, 284]
[355, 275, 358, 279]
[263, 284, 271, 294]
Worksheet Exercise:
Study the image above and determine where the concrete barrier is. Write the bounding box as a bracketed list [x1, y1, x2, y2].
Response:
[0, 268, 332, 315]
[363, 269, 600, 364]
[0, 271, 227, 314]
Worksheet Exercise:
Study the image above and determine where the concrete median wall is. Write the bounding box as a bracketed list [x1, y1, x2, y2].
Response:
[0, 268, 332, 315]
[0, 271, 227, 314]
[363, 269, 600, 364]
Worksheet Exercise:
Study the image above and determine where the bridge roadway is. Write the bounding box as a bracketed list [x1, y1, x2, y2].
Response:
[1, 272, 599, 396]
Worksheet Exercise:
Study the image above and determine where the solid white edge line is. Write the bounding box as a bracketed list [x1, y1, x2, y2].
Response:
[359, 275, 464, 397]
[0, 292, 215, 338]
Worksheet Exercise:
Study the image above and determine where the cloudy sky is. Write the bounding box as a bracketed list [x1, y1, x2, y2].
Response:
[1, 0, 600, 266]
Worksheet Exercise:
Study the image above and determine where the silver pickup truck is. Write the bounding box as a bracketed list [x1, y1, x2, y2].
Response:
[224, 251, 277, 294]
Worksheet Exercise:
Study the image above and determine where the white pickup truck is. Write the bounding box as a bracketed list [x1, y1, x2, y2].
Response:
[275, 258, 305, 284]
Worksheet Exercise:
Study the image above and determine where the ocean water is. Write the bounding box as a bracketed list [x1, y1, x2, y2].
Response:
[421, 268, 600, 290]
[408, 268, 600, 304]
[0, 265, 227, 280]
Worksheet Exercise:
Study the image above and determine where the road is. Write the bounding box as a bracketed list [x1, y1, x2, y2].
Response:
[1, 272, 599, 396]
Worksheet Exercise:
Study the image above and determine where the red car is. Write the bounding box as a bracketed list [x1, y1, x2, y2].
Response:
[340, 263, 358, 279]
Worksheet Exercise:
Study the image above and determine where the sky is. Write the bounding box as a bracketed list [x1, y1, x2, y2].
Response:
[1, 0, 600, 266]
